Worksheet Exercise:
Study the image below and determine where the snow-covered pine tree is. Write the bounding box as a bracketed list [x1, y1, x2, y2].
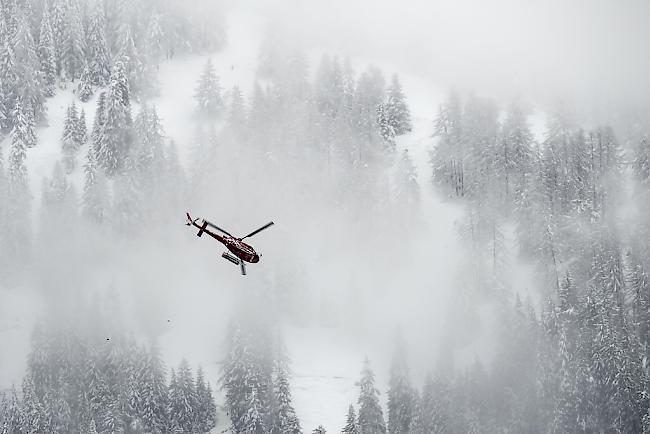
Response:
[500, 98, 533, 201]
[195, 58, 223, 116]
[97, 60, 133, 176]
[85, 3, 111, 87]
[3, 386, 23, 432]
[387, 333, 413, 434]
[204, 383, 218, 432]
[220, 319, 275, 434]
[61, 0, 85, 81]
[167, 368, 178, 432]
[633, 135, 650, 186]
[12, 9, 46, 122]
[194, 366, 217, 433]
[117, 23, 152, 99]
[314, 54, 344, 120]
[21, 374, 49, 433]
[394, 149, 419, 209]
[0, 86, 8, 131]
[111, 155, 142, 234]
[274, 362, 301, 434]
[37, 2, 57, 96]
[460, 93, 499, 200]
[144, 13, 164, 66]
[61, 101, 80, 173]
[91, 90, 106, 151]
[136, 342, 169, 433]
[312, 425, 326, 434]
[78, 66, 94, 101]
[81, 146, 109, 224]
[168, 359, 197, 433]
[385, 74, 412, 136]
[50, 0, 66, 75]
[353, 66, 385, 146]
[0, 148, 5, 268]
[552, 308, 582, 434]
[342, 404, 360, 434]
[40, 161, 78, 232]
[5, 98, 33, 268]
[376, 103, 395, 144]
[430, 91, 464, 196]
[228, 85, 246, 128]
[357, 358, 386, 434]
[77, 108, 88, 144]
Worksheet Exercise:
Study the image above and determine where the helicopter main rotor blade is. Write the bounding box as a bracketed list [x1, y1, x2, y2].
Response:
[204, 220, 234, 237]
[240, 221, 274, 240]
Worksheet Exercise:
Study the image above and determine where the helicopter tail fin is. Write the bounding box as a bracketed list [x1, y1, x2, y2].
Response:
[196, 220, 208, 237]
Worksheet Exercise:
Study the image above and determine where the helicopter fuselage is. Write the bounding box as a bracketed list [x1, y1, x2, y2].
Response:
[190, 220, 260, 263]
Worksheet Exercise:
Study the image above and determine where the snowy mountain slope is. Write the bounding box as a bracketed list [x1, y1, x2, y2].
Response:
[0, 5, 520, 433]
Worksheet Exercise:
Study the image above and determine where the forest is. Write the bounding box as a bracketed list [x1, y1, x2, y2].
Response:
[1, 0, 650, 433]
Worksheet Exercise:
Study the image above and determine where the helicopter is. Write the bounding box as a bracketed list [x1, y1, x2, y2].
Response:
[185, 212, 274, 275]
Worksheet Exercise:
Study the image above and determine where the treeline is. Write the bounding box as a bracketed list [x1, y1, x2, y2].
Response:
[0, 293, 217, 433]
[427, 91, 650, 432]
[188, 51, 417, 207]
[0, 0, 224, 280]
[0, 0, 226, 128]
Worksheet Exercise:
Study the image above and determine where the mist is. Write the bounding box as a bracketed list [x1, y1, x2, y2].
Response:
[1, 0, 650, 433]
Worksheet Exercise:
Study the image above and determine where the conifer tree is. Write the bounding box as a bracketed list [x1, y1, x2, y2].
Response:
[227, 85, 246, 133]
[168, 359, 197, 433]
[314, 54, 344, 119]
[221, 320, 274, 433]
[195, 366, 217, 433]
[77, 108, 88, 144]
[82, 147, 109, 224]
[0, 149, 6, 268]
[342, 405, 360, 434]
[97, 61, 133, 176]
[195, 58, 223, 116]
[78, 66, 94, 101]
[61, 101, 80, 173]
[387, 333, 413, 434]
[633, 135, 650, 185]
[85, 4, 111, 87]
[138, 343, 169, 433]
[5, 99, 33, 267]
[500, 98, 533, 200]
[38, 2, 57, 96]
[91, 90, 107, 153]
[312, 425, 326, 434]
[385, 74, 412, 136]
[21, 374, 49, 433]
[13, 9, 46, 121]
[394, 149, 419, 208]
[430, 91, 464, 196]
[274, 363, 301, 434]
[41, 161, 77, 228]
[111, 155, 142, 233]
[357, 358, 386, 434]
[61, 0, 85, 81]
[51, 0, 66, 74]
[3, 386, 22, 433]
[377, 103, 395, 144]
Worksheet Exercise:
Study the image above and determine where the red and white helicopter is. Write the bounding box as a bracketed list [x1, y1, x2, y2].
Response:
[185, 213, 274, 275]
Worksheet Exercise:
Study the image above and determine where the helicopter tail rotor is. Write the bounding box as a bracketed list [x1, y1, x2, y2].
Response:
[185, 212, 200, 227]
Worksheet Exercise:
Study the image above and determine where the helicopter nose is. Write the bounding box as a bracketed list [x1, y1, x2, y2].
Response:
[252, 254, 260, 263]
